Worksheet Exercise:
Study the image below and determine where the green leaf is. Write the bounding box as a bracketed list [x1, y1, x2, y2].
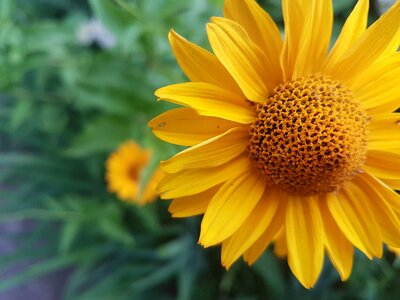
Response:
[98, 217, 135, 245]
[333, 0, 357, 14]
[0, 251, 85, 293]
[9, 99, 32, 130]
[63, 115, 133, 157]
[252, 250, 286, 299]
[20, 22, 73, 54]
[89, 0, 132, 37]
[0, 0, 13, 19]
[59, 221, 81, 253]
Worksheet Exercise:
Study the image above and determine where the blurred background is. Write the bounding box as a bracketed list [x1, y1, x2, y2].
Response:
[0, 0, 399, 299]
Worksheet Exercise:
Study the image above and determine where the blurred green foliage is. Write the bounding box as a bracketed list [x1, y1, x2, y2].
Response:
[1, 0, 400, 299]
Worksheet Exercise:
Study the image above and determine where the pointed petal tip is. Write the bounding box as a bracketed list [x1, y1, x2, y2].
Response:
[210, 16, 225, 23]
[375, 245, 383, 259]
[221, 251, 236, 270]
[153, 87, 163, 97]
[168, 29, 180, 42]
[199, 230, 223, 248]
[339, 272, 351, 282]
[205, 22, 215, 31]
[301, 282, 315, 290]
[197, 237, 210, 248]
[221, 260, 232, 270]
[198, 237, 211, 248]
[159, 161, 171, 173]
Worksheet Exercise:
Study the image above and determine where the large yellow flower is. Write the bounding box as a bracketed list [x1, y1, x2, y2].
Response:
[106, 141, 164, 205]
[149, 0, 400, 288]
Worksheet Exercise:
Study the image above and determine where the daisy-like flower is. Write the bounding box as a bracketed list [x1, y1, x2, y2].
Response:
[149, 0, 400, 288]
[106, 141, 164, 205]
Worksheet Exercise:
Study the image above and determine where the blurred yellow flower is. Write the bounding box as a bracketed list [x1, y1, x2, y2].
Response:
[150, 0, 400, 288]
[106, 141, 163, 205]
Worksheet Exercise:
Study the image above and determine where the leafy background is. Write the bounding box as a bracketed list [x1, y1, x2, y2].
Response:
[0, 0, 399, 299]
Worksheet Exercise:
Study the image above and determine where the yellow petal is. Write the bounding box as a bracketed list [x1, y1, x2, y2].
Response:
[364, 150, 400, 180]
[368, 113, 400, 150]
[168, 186, 219, 218]
[292, 0, 333, 78]
[381, 2, 400, 57]
[324, 0, 369, 71]
[168, 30, 242, 95]
[326, 1, 400, 83]
[286, 195, 324, 289]
[207, 18, 271, 102]
[224, 0, 283, 85]
[139, 168, 164, 205]
[161, 127, 248, 173]
[381, 179, 400, 190]
[148, 108, 238, 146]
[358, 174, 400, 218]
[351, 54, 400, 114]
[328, 186, 382, 259]
[199, 171, 266, 247]
[221, 186, 282, 269]
[383, 29, 400, 57]
[243, 203, 286, 265]
[388, 245, 400, 256]
[319, 196, 354, 281]
[353, 173, 400, 248]
[155, 82, 254, 124]
[158, 155, 250, 199]
[280, 0, 306, 80]
[273, 228, 287, 258]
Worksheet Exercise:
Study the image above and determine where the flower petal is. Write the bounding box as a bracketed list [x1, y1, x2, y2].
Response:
[199, 170, 266, 247]
[273, 228, 287, 258]
[291, 0, 333, 78]
[319, 196, 354, 281]
[161, 127, 248, 173]
[158, 155, 250, 199]
[280, 0, 305, 80]
[326, 1, 400, 83]
[139, 168, 164, 205]
[324, 0, 369, 71]
[148, 108, 238, 146]
[221, 186, 282, 269]
[155, 82, 254, 124]
[243, 203, 286, 265]
[381, 179, 400, 190]
[353, 173, 400, 248]
[368, 114, 400, 150]
[351, 54, 400, 114]
[207, 17, 272, 102]
[168, 186, 219, 218]
[168, 30, 242, 95]
[224, 0, 283, 84]
[286, 194, 324, 289]
[364, 150, 400, 180]
[357, 174, 400, 219]
[328, 185, 382, 259]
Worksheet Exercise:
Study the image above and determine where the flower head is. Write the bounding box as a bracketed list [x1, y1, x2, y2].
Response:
[150, 0, 400, 288]
[106, 141, 163, 205]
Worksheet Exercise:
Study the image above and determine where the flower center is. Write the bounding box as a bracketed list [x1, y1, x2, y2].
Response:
[128, 165, 140, 181]
[248, 74, 369, 195]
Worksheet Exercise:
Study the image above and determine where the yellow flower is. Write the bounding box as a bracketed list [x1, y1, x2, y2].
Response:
[149, 0, 400, 288]
[106, 141, 163, 205]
